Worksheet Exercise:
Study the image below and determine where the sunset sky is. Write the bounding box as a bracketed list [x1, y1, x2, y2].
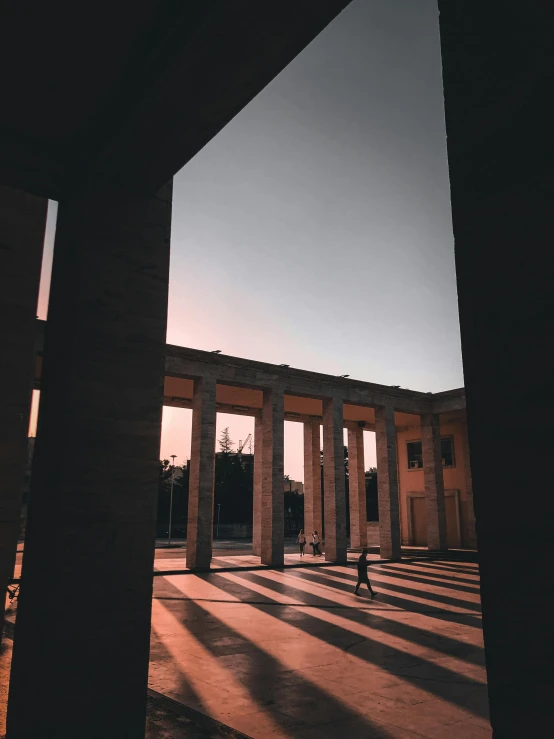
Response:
[33, 0, 462, 482]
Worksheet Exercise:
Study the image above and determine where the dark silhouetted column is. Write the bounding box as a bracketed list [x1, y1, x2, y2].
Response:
[375, 406, 401, 560]
[322, 397, 347, 563]
[303, 420, 322, 539]
[0, 186, 47, 641]
[439, 8, 554, 733]
[252, 414, 263, 557]
[347, 426, 367, 548]
[7, 180, 173, 739]
[260, 387, 284, 567]
[421, 413, 447, 550]
[186, 376, 217, 571]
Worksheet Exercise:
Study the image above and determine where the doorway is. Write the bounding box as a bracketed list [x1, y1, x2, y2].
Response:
[408, 490, 461, 548]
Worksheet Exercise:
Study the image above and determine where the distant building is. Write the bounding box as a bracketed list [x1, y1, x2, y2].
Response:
[284, 479, 304, 495]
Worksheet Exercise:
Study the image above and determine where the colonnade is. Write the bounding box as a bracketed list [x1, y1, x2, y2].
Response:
[184, 376, 450, 570]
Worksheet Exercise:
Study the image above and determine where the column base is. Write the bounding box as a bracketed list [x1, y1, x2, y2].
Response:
[187, 565, 212, 573]
[261, 555, 284, 568]
[325, 553, 347, 565]
[380, 550, 402, 561]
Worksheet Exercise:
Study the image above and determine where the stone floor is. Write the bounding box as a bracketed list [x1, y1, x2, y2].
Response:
[152, 540, 472, 575]
[2, 554, 488, 738]
[149, 559, 489, 738]
[154, 549, 369, 574]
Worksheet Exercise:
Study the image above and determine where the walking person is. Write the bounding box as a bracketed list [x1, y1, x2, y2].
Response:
[354, 549, 375, 598]
[312, 530, 322, 556]
[297, 529, 306, 557]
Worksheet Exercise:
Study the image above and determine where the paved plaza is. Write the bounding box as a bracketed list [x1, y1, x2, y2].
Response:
[154, 540, 369, 575]
[149, 559, 489, 738]
[2, 554, 488, 738]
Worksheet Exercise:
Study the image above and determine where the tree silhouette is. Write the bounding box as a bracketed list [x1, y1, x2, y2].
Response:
[218, 427, 234, 454]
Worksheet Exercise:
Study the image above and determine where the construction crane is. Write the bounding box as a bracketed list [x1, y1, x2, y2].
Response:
[237, 433, 252, 455]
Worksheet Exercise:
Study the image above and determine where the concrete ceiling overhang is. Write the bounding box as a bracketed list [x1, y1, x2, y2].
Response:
[0, 0, 351, 198]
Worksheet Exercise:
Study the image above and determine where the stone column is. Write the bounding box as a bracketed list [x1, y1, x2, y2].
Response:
[303, 420, 322, 539]
[322, 397, 347, 563]
[461, 416, 477, 549]
[0, 186, 47, 642]
[347, 426, 367, 548]
[260, 387, 284, 567]
[421, 413, 447, 550]
[438, 6, 553, 734]
[375, 406, 401, 560]
[252, 414, 263, 557]
[186, 376, 217, 570]
[7, 180, 173, 739]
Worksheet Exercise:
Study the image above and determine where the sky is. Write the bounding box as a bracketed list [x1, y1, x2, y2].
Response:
[33, 0, 462, 481]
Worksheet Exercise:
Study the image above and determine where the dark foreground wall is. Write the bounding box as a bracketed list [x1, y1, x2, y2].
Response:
[0, 187, 46, 641]
[439, 4, 553, 737]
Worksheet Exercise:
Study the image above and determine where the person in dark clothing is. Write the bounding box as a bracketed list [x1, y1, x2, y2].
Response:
[354, 549, 375, 597]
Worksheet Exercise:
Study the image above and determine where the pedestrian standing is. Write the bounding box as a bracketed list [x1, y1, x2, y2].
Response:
[354, 549, 375, 597]
[297, 529, 306, 556]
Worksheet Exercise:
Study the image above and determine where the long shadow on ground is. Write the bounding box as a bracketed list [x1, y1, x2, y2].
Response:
[209, 571, 488, 720]
[154, 577, 397, 739]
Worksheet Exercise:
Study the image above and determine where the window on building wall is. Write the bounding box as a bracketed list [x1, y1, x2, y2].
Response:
[407, 437, 455, 469]
[441, 436, 455, 468]
[407, 441, 423, 469]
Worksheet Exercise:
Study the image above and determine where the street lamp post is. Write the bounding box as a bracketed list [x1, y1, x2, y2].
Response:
[216, 503, 221, 539]
[168, 454, 177, 547]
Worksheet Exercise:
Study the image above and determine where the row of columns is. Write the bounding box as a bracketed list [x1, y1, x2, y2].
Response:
[0, 183, 449, 739]
[185, 384, 450, 569]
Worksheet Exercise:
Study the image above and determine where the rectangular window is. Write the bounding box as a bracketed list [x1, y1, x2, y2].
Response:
[407, 437, 455, 469]
[441, 436, 455, 468]
[407, 441, 423, 469]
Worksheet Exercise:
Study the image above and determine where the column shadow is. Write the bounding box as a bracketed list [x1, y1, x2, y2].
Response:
[154, 577, 397, 738]
[380, 563, 481, 588]
[149, 630, 210, 711]
[367, 566, 481, 594]
[287, 567, 483, 629]
[319, 566, 482, 612]
[207, 571, 489, 720]
[279, 571, 485, 666]
[416, 561, 479, 575]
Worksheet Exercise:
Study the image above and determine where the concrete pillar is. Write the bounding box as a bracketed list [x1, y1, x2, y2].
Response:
[260, 387, 284, 567]
[421, 413, 447, 551]
[7, 180, 173, 739]
[440, 6, 553, 733]
[375, 406, 401, 560]
[0, 186, 47, 642]
[252, 414, 263, 557]
[347, 426, 367, 548]
[322, 397, 347, 563]
[252, 415, 263, 557]
[303, 420, 322, 539]
[461, 417, 477, 549]
[186, 376, 217, 571]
